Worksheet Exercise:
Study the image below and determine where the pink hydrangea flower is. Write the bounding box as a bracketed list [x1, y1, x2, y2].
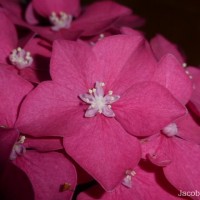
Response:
[142, 128, 200, 196]
[0, 67, 33, 129]
[16, 34, 185, 190]
[148, 34, 200, 121]
[0, 0, 144, 42]
[0, 10, 51, 83]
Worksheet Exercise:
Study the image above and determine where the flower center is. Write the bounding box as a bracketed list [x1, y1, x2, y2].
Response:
[10, 136, 26, 160]
[49, 11, 72, 31]
[9, 47, 33, 69]
[162, 123, 178, 137]
[122, 169, 136, 188]
[79, 81, 120, 118]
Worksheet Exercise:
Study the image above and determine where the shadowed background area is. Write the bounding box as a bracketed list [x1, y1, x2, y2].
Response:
[83, 0, 200, 66]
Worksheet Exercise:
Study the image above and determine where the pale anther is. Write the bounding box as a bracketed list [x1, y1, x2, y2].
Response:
[108, 90, 113, 95]
[182, 63, 187, 68]
[9, 47, 33, 69]
[49, 11, 72, 31]
[79, 81, 120, 118]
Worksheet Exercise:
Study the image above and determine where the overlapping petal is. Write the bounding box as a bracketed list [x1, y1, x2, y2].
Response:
[63, 114, 141, 191]
[114, 82, 186, 137]
[0, 67, 33, 128]
[153, 54, 192, 105]
[16, 81, 80, 137]
[164, 138, 200, 198]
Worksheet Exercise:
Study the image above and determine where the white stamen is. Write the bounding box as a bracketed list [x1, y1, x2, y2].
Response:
[182, 63, 187, 68]
[185, 70, 189, 74]
[9, 135, 26, 160]
[100, 82, 105, 87]
[122, 170, 136, 188]
[108, 90, 113, 95]
[19, 136, 26, 144]
[49, 11, 72, 31]
[99, 34, 105, 39]
[9, 47, 33, 69]
[88, 89, 93, 94]
[162, 123, 178, 137]
[79, 82, 120, 118]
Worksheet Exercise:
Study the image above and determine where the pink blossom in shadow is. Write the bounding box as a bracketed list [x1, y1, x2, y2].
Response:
[0, 10, 51, 83]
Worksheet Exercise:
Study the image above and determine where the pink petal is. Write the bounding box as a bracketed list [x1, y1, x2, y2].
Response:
[0, 67, 33, 128]
[141, 134, 173, 166]
[164, 138, 200, 196]
[72, 1, 132, 36]
[176, 113, 200, 144]
[150, 34, 185, 63]
[90, 34, 156, 94]
[153, 54, 192, 105]
[63, 114, 141, 191]
[25, 2, 39, 25]
[14, 151, 76, 200]
[50, 40, 92, 92]
[0, 11, 17, 63]
[16, 81, 82, 137]
[111, 40, 157, 95]
[114, 82, 186, 137]
[90, 34, 143, 88]
[32, 0, 80, 17]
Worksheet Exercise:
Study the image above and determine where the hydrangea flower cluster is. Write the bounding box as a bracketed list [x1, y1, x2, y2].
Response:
[0, 0, 200, 200]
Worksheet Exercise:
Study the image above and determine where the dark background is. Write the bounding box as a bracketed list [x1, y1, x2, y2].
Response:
[83, 0, 200, 66]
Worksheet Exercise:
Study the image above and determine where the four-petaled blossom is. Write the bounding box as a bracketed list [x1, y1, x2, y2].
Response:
[16, 34, 186, 191]
[79, 81, 120, 117]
